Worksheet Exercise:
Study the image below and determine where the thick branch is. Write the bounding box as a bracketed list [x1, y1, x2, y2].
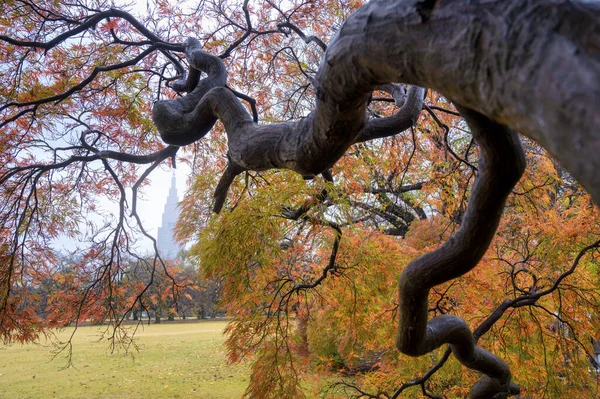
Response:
[318, 0, 599, 201]
[153, 40, 425, 178]
[213, 161, 244, 214]
[396, 108, 526, 398]
[357, 85, 425, 142]
[152, 38, 228, 146]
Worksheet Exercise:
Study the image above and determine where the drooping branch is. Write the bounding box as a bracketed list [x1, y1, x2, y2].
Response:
[0, 46, 157, 113]
[389, 234, 598, 399]
[0, 6, 187, 131]
[0, 7, 185, 83]
[0, 141, 178, 186]
[131, 148, 180, 217]
[218, 0, 253, 59]
[396, 108, 526, 398]
[390, 348, 452, 399]
[213, 161, 245, 214]
[287, 219, 342, 293]
[79, 131, 180, 165]
[271, 218, 343, 316]
[424, 104, 477, 171]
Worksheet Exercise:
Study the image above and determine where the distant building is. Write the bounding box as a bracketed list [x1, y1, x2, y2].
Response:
[156, 172, 181, 260]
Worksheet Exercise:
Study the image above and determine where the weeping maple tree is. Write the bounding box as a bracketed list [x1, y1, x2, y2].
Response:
[1, 0, 599, 398]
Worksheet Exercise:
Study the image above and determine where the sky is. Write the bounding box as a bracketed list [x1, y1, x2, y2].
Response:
[135, 163, 190, 251]
[50, 161, 190, 255]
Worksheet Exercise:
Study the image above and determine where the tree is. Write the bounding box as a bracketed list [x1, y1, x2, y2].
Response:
[1, 1, 599, 398]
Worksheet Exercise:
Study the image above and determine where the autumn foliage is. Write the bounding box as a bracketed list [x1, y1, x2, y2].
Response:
[1, 1, 599, 398]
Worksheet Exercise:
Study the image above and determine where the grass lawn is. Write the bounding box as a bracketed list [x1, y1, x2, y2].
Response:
[0, 320, 248, 399]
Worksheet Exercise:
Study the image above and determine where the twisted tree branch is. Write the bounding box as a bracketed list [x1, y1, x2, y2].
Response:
[396, 108, 526, 398]
[152, 39, 425, 180]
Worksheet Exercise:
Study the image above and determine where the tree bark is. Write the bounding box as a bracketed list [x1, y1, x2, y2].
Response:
[317, 0, 600, 201]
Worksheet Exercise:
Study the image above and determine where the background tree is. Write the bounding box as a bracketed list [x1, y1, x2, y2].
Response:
[1, 0, 599, 398]
[175, 249, 222, 320]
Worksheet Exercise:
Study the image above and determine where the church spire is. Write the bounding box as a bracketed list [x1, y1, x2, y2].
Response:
[156, 170, 180, 260]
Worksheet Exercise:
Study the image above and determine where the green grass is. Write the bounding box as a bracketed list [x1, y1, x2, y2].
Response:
[0, 320, 248, 399]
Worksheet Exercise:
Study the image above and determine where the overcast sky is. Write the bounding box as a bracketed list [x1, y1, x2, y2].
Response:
[136, 163, 190, 251]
